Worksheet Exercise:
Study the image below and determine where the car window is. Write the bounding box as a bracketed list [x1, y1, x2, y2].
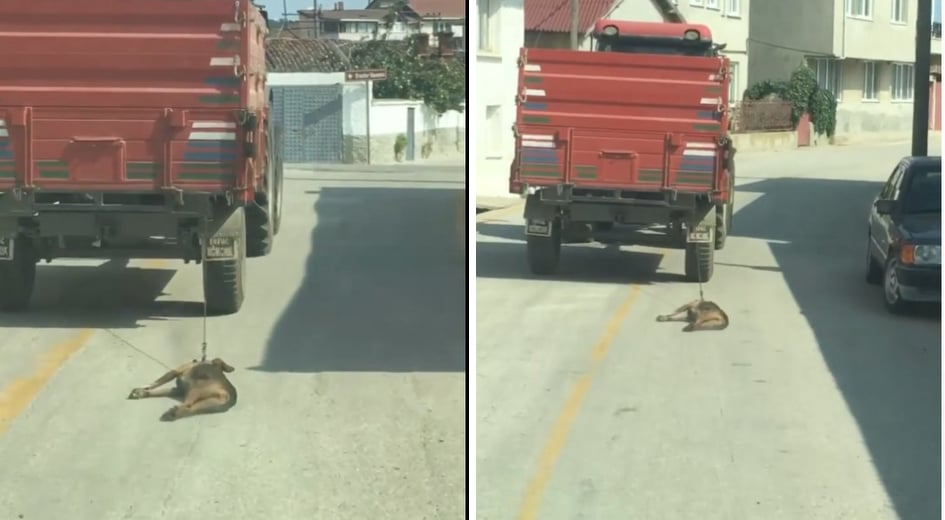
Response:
[881, 165, 903, 199]
[901, 166, 942, 214]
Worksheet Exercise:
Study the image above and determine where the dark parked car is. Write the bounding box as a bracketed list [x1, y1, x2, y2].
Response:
[866, 156, 941, 313]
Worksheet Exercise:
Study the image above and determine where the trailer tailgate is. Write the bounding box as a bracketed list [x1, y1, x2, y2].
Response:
[0, 0, 267, 192]
[512, 47, 730, 193]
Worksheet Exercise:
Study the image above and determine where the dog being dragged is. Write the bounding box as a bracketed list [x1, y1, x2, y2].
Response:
[127, 358, 238, 422]
[656, 299, 729, 332]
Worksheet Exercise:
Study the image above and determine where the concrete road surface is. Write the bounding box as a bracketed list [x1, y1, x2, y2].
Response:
[476, 141, 941, 520]
[0, 163, 466, 519]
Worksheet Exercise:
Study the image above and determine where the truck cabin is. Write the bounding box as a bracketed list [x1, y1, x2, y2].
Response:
[591, 20, 721, 57]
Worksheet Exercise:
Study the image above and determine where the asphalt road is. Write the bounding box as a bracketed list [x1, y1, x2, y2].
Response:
[0, 163, 466, 519]
[476, 140, 942, 520]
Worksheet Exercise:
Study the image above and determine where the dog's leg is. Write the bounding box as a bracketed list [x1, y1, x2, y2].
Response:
[127, 369, 182, 400]
[160, 392, 231, 422]
[127, 386, 182, 400]
[656, 300, 701, 322]
[656, 309, 691, 322]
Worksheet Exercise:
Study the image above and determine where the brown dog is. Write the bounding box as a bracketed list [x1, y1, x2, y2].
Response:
[127, 358, 237, 422]
[656, 299, 729, 332]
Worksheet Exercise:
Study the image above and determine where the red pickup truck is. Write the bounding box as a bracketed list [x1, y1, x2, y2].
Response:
[0, 0, 282, 314]
[510, 20, 736, 282]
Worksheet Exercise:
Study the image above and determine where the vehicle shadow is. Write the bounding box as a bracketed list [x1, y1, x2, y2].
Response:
[0, 258, 200, 329]
[730, 176, 941, 520]
[250, 185, 467, 373]
[476, 222, 677, 284]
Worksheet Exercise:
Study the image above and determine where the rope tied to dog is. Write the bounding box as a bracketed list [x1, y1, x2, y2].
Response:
[200, 297, 209, 362]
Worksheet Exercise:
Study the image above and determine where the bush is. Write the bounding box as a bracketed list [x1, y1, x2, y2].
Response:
[743, 65, 837, 137]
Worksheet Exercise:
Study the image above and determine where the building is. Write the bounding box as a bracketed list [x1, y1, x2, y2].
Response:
[666, 0, 750, 108]
[748, 0, 940, 141]
[294, 0, 465, 45]
[522, 0, 749, 107]
[476, 0, 524, 198]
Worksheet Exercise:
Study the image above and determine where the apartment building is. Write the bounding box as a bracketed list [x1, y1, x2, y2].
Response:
[476, 0, 524, 198]
[295, 0, 466, 45]
[749, 0, 939, 141]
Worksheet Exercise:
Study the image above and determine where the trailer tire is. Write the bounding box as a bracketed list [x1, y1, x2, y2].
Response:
[526, 220, 561, 276]
[246, 148, 277, 258]
[0, 237, 36, 312]
[714, 204, 729, 250]
[203, 208, 246, 315]
[684, 241, 714, 283]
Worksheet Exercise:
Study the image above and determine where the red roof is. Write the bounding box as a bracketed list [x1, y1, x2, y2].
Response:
[525, 0, 615, 33]
[408, 0, 466, 19]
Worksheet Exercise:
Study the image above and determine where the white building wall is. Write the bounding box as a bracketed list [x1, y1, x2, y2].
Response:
[475, 0, 524, 199]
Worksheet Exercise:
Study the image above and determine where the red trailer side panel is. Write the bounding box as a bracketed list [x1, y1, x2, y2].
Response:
[511, 47, 731, 196]
[0, 0, 268, 195]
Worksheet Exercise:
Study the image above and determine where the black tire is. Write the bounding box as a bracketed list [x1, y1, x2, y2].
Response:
[272, 143, 284, 236]
[714, 205, 728, 250]
[526, 220, 561, 275]
[882, 255, 910, 314]
[726, 159, 736, 232]
[0, 237, 36, 312]
[246, 126, 282, 257]
[685, 240, 714, 283]
[203, 209, 247, 316]
[865, 234, 882, 285]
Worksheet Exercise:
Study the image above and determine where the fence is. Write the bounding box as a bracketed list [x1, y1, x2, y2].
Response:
[731, 100, 794, 133]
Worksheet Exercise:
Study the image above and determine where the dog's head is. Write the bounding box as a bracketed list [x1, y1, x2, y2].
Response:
[210, 358, 235, 373]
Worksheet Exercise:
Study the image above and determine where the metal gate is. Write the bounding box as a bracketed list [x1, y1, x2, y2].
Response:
[269, 84, 344, 163]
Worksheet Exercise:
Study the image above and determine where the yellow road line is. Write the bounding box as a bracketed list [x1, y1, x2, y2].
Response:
[0, 329, 94, 436]
[515, 284, 644, 520]
[0, 258, 168, 436]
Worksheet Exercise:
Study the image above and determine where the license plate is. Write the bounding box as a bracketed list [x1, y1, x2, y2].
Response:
[204, 236, 237, 261]
[686, 227, 713, 243]
[0, 237, 13, 261]
[525, 219, 552, 237]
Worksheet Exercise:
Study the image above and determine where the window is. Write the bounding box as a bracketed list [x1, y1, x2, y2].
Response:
[485, 105, 502, 156]
[478, 0, 495, 52]
[690, 0, 704, 6]
[728, 62, 740, 104]
[862, 61, 877, 100]
[706, 0, 719, 9]
[891, 62, 914, 101]
[433, 21, 452, 33]
[891, 0, 906, 23]
[902, 167, 941, 214]
[726, 0, 741, 16]
[846, 0, 873, 18]
[809, 58, 844, 101]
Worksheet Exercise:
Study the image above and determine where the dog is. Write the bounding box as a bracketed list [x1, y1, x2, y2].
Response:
[656, 299, 729, 332]
[127, 358, 237, 422]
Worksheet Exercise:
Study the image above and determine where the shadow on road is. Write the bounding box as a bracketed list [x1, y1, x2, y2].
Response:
[476, 221, 672, 284]
[731, 176, 941, 520]
[251, 186, 466, 373]
[0, 259, 198, 329]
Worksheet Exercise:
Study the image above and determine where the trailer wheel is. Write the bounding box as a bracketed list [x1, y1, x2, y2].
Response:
[526, 220, 561, 275]
[714, 204, 729, 250]
[246, 149, 276, 258]
[684, 241, 714, 283]
[203, 208, 246, 315]
[0, 237, 36, 312]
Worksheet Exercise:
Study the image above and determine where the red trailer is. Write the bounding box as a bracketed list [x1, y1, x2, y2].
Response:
[509, 20, 735, 282]
[0, 0, 283, 314]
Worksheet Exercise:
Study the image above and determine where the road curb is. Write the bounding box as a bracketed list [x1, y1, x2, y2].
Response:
[476, 199, 523, 222]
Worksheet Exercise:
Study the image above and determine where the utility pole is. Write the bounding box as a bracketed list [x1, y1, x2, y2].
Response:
[911, 0, 932, 156]
[313, 0, 321, 39]
[570, 0, 579, 49]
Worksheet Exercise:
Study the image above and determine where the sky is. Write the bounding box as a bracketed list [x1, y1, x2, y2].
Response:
[258, 0, 368, 18]
[935, 0, 942, 23]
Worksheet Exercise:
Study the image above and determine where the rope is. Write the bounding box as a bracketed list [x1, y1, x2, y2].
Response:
[200, 297, 209, 362]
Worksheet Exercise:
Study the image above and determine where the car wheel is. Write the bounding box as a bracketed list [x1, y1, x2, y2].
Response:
[882, 255, 910, 314]
[865, 233, 882, 285]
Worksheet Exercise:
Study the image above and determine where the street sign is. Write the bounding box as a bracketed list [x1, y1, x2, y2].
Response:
[345, 69, 388, 82]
